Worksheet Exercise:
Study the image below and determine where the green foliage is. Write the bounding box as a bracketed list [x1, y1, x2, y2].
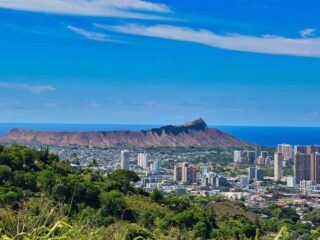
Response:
[0, 144, 316, 239]
[99, 190, 126, 216]
[150, 189, 163, 202]
[0, 165, 12, 183]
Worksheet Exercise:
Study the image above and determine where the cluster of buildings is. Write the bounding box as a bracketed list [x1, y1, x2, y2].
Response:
[233, 145, 272, 167]
[120, 150, 161, 173]
[274, 144, 320, 187]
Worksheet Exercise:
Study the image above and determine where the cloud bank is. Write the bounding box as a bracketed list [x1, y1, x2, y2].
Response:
[0, 82, 56, 93]
[97, 24, 320, 58]
[0, 0, 171, 20]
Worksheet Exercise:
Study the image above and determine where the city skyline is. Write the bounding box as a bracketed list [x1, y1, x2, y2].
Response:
[0, 0, 320, 126]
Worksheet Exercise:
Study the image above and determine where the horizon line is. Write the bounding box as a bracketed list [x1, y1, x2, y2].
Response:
[1, 122, 320, 128]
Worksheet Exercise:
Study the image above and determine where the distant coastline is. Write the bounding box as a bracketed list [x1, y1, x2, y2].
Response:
[1, 123, 320, 147]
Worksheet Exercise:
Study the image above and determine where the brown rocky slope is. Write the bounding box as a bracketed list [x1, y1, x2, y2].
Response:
[0, 119, 247, 148]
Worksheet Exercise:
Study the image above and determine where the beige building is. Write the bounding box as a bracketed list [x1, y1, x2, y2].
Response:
[310, 152, 320, 182]
[274, 152, 283, 181]
[277, 144, 293, 160]
[174, 162, 196, 184]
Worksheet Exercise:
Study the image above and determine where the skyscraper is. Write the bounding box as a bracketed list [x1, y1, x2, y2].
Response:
[153, 160, 161, 172]
[174, 164, 182, 182]
[137, 153, 149, 169]
[274, 152, 283, 181]
[255, 169, 264, 181]
[181, 162, 196, 184]
[294, 153, 311, 183]
[240, 175, 249, 189]
[247, 151, 256, 164]
[234, 150, 242, 163]
[255, 144, 262, 160]
[294, 145, 307, 155]
[310, 152, 320, 182]
[248, 167, 256, 180]
[277, 144, 293, 160]
[120, 150, 130, 170]
[307, 145, 320, 155]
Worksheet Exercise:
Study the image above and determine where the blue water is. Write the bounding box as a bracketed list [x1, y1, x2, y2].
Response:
[1, 123, 320, 147]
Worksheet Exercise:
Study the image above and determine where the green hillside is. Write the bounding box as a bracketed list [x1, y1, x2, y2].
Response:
[0, 144, 318, 240]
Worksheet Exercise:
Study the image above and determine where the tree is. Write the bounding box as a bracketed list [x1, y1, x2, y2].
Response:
[150, 189, 163, 202]
[175, 210, 198, 228]
[13, 171, 37, 190]
[99, 190, 126, 216]
[37, 170, 57, 192]
[1, 191, 19, 205]
[0, 165, 13, 183]
[107, 170, 140, 193]
[193, 221, 208, 238]
[109, 169, 140, 183]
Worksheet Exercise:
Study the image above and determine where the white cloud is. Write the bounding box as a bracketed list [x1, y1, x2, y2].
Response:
[0, 0, 171, 20]
[68, 25, 119, 42]
[300, 28, 316, 38]
[0, 82, 56, 93]
[98, 24, 320, 58]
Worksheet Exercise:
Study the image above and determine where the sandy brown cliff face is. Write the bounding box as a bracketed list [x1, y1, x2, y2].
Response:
[0, 119, 247, 148]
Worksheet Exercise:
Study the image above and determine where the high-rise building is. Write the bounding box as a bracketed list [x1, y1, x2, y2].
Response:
[255, 144, 262, 160]
[120, 150, 130, 170]
[307, 145, 320, 155]
[201, 177, 209, 187]
[240, 175, 249, 189]
[153, 160, 161, 172]
[174, 163, 196, 184]
[310, 152, 320, 182]
[234, 150, 242, 163]
[216, 176, 228, 187]
[274, 152, 283, 181]
[255, 169, 264, 181]
[294, 145, 307, 155]
[207, 172, 216, 186]
[277, 144, 293, 160]
[247, 151, 256, 164]
[174, 164, 182, 182]
[294, 153, 311, 183]
[137, 153, 148, 169]
[181, 162, 197, 184]
[248, 167, 256, 180]
[256, 155, 265, 166]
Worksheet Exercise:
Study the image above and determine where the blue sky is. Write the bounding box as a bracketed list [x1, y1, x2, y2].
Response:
[0, 0, 319, 126]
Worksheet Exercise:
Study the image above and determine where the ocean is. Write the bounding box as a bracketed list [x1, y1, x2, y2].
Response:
[1, 123, 320, 147]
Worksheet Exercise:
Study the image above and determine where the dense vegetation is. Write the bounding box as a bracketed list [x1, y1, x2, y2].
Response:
[0, 144, 318, 239]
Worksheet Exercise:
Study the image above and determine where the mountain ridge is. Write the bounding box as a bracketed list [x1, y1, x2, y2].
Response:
[0, 119, 248, 147]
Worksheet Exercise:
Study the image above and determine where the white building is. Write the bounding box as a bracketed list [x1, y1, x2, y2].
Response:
[240, 175, 249, 189]
[234, 150, 242, 163]
[300, 180, 315, 192]
[120, 150, 130, 169]
[137, 153, 149, 169]
[274, 152, 283, 181]
[287, 176, 296, 188]
[277, 144, 293, 160]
